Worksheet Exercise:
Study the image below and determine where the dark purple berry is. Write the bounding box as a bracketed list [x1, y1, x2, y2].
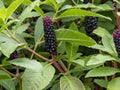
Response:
[84, 16, 98, 36]
[83, 0, 92, 4]
[113, 29, 120, 58]
[43, 16, 57, 55]
[10, 50, 18, 60]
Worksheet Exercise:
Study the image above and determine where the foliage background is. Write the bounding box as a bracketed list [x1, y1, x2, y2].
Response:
[0, 0, 120, 90]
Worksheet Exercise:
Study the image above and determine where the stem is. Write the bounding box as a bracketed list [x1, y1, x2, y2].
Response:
[52, 54, 64, 73]
[71, 0, 77, 5]
[58, 60, 68, 72]
[0, 65, 16, 77]
[16, 66, 19, 75]
[113, 1, 120, 30]
[112, 62, 118, 79]
[18, 76, 22, 90]
[25, 47, 51, 62]
[30, 34, 44, 59]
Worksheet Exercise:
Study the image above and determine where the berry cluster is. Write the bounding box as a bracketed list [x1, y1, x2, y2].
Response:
[10, 50, 18, 60]
[43, 16, 57, 55]
[85, 16, 98, 36]
[113, 29, 120, 58]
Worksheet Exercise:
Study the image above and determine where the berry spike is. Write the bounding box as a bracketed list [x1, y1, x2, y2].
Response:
[113, 29, 120, 58]
[43, 16, 57, 55]
[84, 16, 98, 36]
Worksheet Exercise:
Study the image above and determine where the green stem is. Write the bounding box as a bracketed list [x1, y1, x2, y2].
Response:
[30, 34, 44, 59]
[0, 65, 16, 77]
[71, 0, 77, 5]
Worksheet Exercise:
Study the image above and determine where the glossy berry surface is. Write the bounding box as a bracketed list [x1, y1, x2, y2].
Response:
[113, 29, 120, 58]
[43, 16, 57, 55]
[85, 16, 98, 36]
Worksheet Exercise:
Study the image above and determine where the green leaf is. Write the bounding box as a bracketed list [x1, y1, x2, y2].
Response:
[0, 0, 4, 8]
[85, 67, 120, 78]
[66, 43, 79, 61]
[94, 79, 108, 88]
[15, 0, 40, 29]
[0, 35, 19, 57]
[34, 17, 43, 43]
[9, 58, 43, 72]
[57, 9, 111, 20]
[56, 29, 96, 46]
[69, 22, 78, 31]
[51, 82, 60, 90]
[60, 76, 85, 90]
[34, 6, 44, 17]
[22, 63, 55, 90]
[0, 70, 11, 80]
[107, 77, 120, 90]
[0, 70, 15, 90]
[0, 80, 15, 90]
[93, 27, 110, 37]
[86, 54, 117, 66]
[102, 35, 117, 56]
[0, 7, 7, 24]
[0, 19, 18, 32]
[16, 23, 30, 34]
[92, 4, 113, 12]
[6, 0, 24, 20]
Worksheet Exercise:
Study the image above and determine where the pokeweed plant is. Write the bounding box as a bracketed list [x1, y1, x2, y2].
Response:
[0, 0, 119, 90]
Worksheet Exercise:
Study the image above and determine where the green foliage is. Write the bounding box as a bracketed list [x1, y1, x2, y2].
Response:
[0, 0, 119, 90]
[107, 77, 120, 90]
[60, 76, 85, 90]
[22, 63, 55, 90]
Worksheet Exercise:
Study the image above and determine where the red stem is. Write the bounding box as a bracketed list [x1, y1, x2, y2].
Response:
[52, 54, 64, 73]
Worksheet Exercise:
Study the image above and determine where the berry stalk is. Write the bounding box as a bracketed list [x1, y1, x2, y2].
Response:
[43, 16, 65, 73]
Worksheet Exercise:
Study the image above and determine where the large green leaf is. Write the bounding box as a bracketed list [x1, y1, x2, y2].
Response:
[86, 67, 120, 78]
[34, 17, 43, 43]
[22, 63, 55, 90]
[60, 76, 85, 90]
[0, 35, 20, 57]
[56, 29, 96, 46]
[57, 9, 111, 20]
[107, 77, 120, 90]
[6, 0, 24, 20]
[0, 80, 15, 90]
[86, 54, 117, 66]
[0, 70, 15, 90]
[9, 58, 43, 72]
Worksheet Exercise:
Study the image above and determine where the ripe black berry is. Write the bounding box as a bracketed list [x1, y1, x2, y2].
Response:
[43, 16, 57, 55]
[113, 29, 120, 58]
[83, 0, 92, 4]
[84, 16, 98, 36]
[10, 50, 18, 60]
